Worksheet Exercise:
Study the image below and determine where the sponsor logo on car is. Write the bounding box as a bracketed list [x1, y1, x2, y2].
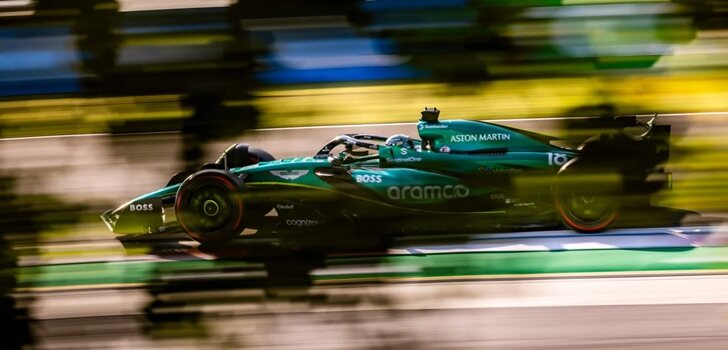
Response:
[439, 146, 451, 153]
[479, 167, 523, 173]
[355, 174, 383, 183]
[450, 133, 511, 142]
[422, 124, 448, 129]
[392, 157, 422, 163]
[270, 169, 309, 180]
[285, 219, 320, 227]
[547, 152, 569, 166]
[276, 204, 294, 210]
[129, 203, 154, 212]
[387, 185, 470, 200]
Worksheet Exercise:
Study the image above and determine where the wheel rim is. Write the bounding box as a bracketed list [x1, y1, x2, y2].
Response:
[561, 189, 617, 225]
[181, 183, 235, 234]
[203, 200, 220, 216]
[554, 165, 622, 232]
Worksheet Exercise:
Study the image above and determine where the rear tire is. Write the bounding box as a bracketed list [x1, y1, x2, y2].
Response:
[175, 170, 246, 243]
[553, 158, 621, 233]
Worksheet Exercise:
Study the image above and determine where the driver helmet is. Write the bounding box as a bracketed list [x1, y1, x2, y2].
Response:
[385, 134, 413, 148]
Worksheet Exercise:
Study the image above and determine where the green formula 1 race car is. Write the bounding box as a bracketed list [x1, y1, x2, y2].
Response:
[102, 108, 672, 244]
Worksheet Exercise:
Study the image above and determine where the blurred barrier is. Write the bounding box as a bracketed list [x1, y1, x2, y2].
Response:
[2, 74, 728, 137]
[0, 0, 727, 136]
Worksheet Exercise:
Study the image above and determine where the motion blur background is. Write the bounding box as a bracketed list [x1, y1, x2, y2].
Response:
[2, 0, 728, 349]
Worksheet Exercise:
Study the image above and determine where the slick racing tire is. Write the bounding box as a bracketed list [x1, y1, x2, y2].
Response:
[219, 144, 276, 218]
[553, 158, 621, 233]
[175, 169, 246, 244]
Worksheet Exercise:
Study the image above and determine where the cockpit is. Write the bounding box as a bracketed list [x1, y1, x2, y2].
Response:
[313, 133, 420, 164]
[311, 108, 449, 164]
[385, 134, 416, 149]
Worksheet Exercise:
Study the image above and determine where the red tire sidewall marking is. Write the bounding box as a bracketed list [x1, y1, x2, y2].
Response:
[553, 186, 618, 232]
[175, 173, 244, 240]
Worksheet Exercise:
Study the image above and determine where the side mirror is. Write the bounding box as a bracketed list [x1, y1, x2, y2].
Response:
[315, 163, 351, 181]
[330, 157, 343, 167]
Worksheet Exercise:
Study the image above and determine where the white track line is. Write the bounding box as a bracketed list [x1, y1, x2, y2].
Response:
[3, 112, 725, 141]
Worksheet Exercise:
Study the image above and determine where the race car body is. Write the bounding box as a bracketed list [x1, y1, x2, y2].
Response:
[102, 108, 671, 243]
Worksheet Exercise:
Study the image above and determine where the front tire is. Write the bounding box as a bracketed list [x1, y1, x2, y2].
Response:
[175, 170, 246, 243]
[553, 159, 621, 233]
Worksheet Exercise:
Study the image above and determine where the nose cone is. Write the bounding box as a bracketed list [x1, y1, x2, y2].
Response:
[101, 198, 163, 234]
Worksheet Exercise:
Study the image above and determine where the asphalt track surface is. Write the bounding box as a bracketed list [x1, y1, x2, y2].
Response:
[25, 273, 728, 349]
[5, 113, 728, 349]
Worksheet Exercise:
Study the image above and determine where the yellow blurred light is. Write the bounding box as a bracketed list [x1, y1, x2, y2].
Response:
[563, 0, 667, 3]
[118, 0, 233, 12]
[123, 34, 232, 47]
